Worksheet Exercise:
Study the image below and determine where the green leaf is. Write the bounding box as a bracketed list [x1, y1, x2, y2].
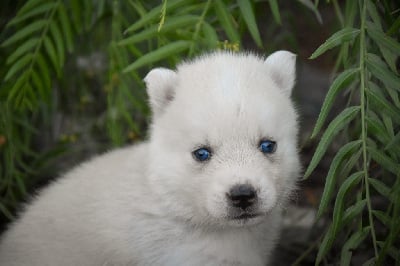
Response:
[367, 22, 400, 56]
[237, 0, 262, 47]
[368, 147, 400, 176]
[124, 0, 185, 34]
[8, 75, 29, 108]
[311, 68, 359, 138]
[369, 81, 400, 109]
[169, 15, 201, 35]
[366, 53, 400, 91]
[377, 44, 397, 73]
[316, 225, 334, 265]
[82, 0, 93, 30]
[70, 0, 83, 33]
[304, 106, 360, 179]
[123, 41, 191, 73]
[343, 200, 366, 225]
[365, 0, 382, 29]
[4, 53, 33, 81]
[7, 72, 28, 103]
[157, 0, 167, 32]
[49, 21, 65, 67]
[43, 36, 61, 77]
[386, 86, 400, 109]
[8, 2, 58, 27]
[128, 1, 146, 18]
[202, 22, 219, 48]
[16, 92, 32, 109]
[295, 0, 322, 23]
[343, 0, 357, 28]
[377, 241, 400, 262]
[368, 178, 394, 201]
[340, 227, 370, 266]
[317, 141, 362, 218]
[382, 114, 394, 138]
[367, 87, 400, 123]
[385, 131, 400, 151]
[2, 19, 47, 47]
[6, 37, 39, 65]
[35, 53, 51, 90]
[366, 21, 398, 72]
[15, 174, 27, 196]
[309, 28, 360, 59]
[372, 210, 391, 227]
[57, 4, 74, 52]
[339, 150, 362, 181]
[175, 3, 206, 16]
[332, 171, 363, 235]
[366, 116, 391, 145]
[387, 16, 400, 37]
[214, 0, 240, 43]
[119, 15, 199, 46]
[316, 171, 363, 265]
[268, 0, 281, 24]
[31, 70, 46, 101]
[17, 0, 46, 16]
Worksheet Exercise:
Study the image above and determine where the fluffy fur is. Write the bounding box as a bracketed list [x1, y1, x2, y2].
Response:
[0, 51, 300, 266]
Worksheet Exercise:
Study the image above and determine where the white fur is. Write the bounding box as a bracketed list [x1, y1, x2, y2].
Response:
[0, 51, 300, 266]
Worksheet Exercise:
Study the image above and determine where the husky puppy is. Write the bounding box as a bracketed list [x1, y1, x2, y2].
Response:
[0, 51, 300, 266]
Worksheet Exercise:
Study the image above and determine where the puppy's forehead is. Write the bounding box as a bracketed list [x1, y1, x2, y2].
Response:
[173, 53, 290, 119]
[161, 52, 297, 142]
[176, 52, 273, 101]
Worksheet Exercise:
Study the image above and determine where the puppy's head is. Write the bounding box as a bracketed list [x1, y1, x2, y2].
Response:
[145, 51, 300, 227]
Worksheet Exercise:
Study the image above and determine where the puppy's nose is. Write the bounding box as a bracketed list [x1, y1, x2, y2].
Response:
[227, 184, 257, 210]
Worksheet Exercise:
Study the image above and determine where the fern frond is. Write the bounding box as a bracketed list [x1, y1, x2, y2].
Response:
[309, 0, 400, 264]
[0, 0, 97, 219]
[1, 0, 94, 110]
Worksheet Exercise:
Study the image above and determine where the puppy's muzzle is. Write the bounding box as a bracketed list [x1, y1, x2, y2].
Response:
[226, 184, 257, 210]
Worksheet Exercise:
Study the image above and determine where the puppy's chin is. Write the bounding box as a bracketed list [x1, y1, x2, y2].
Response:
[218, 208, 268, 227]
[225, 213, 265, 227]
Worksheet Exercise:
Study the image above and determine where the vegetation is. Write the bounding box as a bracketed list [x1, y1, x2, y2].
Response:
[0, 0, 282, 221]
[0, 0, 399, 265]
[303, 0, 400, 265]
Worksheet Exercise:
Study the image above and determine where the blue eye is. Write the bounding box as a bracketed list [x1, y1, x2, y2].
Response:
[193, 147, 211, 162]
[259, 140, 276, 154]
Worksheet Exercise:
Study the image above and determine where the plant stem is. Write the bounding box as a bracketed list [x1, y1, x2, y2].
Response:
[158, 0, 168, 32]
[359, 0, 378, 258]
[332, 0, 344, 27]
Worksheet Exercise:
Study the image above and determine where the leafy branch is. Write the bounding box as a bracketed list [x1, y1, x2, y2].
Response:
[2, 0, 74, 110]
[3, 0, 308, 222]
[305, 0, 400, 264]
[0, 0, 93, 220]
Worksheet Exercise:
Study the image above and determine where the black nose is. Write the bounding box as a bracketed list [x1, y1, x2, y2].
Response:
[227, 184, 257, 210]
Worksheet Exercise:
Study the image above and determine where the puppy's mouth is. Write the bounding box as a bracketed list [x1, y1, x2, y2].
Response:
[230, 212, 261, 220]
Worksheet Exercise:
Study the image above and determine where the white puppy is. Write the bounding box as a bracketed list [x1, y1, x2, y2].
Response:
[0, 51, 300, 266]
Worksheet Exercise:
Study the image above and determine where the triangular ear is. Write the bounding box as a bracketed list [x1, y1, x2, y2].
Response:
[264, 50, 296, 97]
[144, 68, 177, 118]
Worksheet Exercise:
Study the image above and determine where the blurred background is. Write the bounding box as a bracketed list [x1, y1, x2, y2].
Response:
[1, 0, 399, 265]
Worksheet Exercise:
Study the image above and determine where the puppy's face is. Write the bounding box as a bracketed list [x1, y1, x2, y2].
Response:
[146, 51, 300, 227]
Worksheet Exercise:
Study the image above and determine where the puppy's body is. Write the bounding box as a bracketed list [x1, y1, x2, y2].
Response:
[0, 51, 300, 265]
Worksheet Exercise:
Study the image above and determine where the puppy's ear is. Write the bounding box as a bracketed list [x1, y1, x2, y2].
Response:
[144, 68, 177, 118]
[264, 50, 296, 97]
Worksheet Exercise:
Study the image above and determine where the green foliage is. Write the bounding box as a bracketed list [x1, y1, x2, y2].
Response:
[2, 0, 312, 223]
[305, 0, 400, 265]
[1, 0, 398, 265]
